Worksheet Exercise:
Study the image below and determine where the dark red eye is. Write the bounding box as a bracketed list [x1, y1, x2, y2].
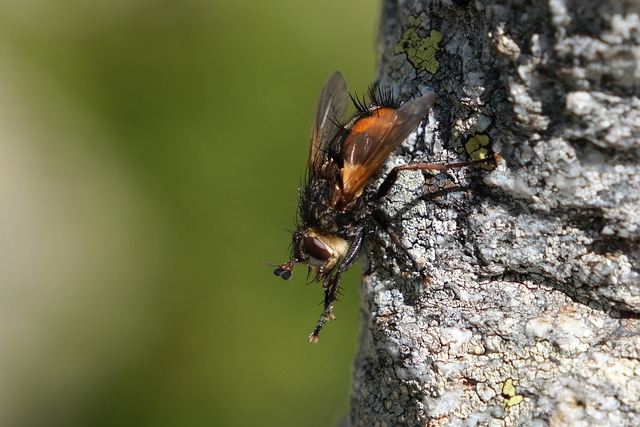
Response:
[304, 236, 331, 261]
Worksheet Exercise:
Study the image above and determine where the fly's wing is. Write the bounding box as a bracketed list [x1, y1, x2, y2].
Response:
[340, 91, 437, 203]
[309, 71, 350, 175]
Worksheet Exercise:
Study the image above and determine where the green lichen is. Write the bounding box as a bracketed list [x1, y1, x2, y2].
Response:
[465, 134, 490, 160]
[457, 134, 496, 170]
[395, 16, 443, 74]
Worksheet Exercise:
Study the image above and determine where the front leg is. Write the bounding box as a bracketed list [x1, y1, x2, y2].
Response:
[309, 230, 364, 343]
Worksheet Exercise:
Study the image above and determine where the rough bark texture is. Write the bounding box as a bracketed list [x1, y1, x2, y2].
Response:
[349, 1, 640, 426]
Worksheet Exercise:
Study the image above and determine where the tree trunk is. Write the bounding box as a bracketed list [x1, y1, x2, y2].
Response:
[349, 1, 640, 426]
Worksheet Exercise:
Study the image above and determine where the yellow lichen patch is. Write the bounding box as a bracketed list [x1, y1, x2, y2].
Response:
[394, 16, 443, 74]
[457, 134, 496, 170]
[501, 378, 524, 407]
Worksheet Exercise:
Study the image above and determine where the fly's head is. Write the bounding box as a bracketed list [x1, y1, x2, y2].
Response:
[274, 228, 349, 282]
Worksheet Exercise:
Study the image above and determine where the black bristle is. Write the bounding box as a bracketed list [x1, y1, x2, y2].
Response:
[350, 91, 370, 115]
[350, 85, 404, 118]
[368, 85, 402, 109]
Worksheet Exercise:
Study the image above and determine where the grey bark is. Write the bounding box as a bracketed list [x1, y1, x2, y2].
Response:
[349, 1, 640, 426]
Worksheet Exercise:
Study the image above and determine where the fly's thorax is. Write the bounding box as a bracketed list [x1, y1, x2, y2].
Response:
[299, 172, 339, 230]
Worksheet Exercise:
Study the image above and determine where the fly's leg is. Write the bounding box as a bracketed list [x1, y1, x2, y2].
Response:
[376, 153, 500, 200]
[309, 277, 341, 344]
[372, 153, 501, 280]
[309, 230, 364, 343]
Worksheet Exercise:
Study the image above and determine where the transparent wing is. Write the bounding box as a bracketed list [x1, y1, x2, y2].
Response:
[309, 71, 350, 174]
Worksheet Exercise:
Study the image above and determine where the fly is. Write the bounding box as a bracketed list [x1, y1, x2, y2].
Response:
[274, 71, 495, 342]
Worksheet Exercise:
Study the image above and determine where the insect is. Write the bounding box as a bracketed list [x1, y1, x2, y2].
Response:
[274, 71, 494, 342]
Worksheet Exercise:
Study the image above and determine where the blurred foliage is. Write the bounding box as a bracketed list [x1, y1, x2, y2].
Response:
[0, 1, 376, 426]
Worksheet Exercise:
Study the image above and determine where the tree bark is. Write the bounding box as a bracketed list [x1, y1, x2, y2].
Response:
[349, 1, 640, 426]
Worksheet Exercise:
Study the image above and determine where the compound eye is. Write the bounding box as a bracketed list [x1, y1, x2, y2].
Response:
[303, 235, 332, 262]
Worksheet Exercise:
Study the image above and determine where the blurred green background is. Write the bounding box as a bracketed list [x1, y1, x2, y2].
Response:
[0, 1, 377, 426]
